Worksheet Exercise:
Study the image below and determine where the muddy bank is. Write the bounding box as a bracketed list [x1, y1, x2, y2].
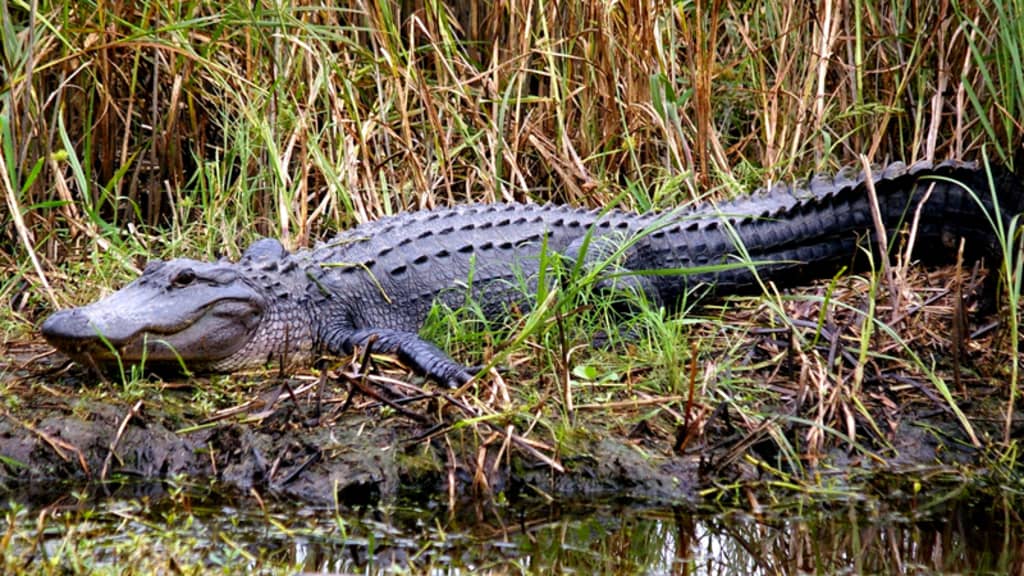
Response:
[0, 385, 999, 508]
[0, 341, 1014, 508]
[1, 400, 404, 503]
[0, 372, 701, 507]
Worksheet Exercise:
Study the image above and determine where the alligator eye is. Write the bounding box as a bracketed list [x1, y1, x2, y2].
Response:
[171, 269, 197, 288]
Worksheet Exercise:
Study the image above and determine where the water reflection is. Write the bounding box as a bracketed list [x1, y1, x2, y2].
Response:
[3, 484, 1021, 574]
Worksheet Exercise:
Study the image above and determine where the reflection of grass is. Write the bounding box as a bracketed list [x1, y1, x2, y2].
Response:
[1, 0, 1023, 564]
[1, 485, 1020, 573]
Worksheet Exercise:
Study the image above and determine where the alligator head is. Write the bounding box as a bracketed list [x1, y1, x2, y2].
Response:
[41, 239, 313, 374]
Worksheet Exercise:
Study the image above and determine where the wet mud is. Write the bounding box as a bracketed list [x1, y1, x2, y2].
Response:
[0, 392, 701, 507]
[0, 347, 706, 507]
[0, 342, 1012, 508]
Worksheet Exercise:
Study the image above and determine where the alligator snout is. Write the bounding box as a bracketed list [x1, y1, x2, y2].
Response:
[41, 308, 113, 352]
[42, 308, 87, 344]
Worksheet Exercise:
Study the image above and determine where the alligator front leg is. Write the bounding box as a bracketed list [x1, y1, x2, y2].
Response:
[324, 327, 476, 387]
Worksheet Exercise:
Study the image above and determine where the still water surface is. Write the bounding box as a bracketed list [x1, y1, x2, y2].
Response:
[5, 483, 1020, 574]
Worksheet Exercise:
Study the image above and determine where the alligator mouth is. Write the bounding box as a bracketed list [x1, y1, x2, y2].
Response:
[41, 298, 262, 371]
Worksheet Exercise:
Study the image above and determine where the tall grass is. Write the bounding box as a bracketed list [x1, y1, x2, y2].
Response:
[2, 1, 1018, 268]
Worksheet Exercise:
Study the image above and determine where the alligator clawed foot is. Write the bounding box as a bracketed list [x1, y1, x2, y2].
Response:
[445, 363, 512, 388]
[441, 364, 481, 388]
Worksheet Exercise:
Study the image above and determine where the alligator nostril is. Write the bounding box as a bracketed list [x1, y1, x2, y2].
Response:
[41, 309, 81, 344]
[41, 308, 87, 336]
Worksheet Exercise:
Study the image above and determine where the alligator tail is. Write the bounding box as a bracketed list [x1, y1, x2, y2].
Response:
[638, 160, 1024, 299]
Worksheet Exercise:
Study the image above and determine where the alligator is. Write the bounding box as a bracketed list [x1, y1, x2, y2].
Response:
[41, 161, 1024, 386]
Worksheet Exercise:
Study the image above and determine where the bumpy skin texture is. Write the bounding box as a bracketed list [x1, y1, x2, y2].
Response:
[41, 161, 1024, 386]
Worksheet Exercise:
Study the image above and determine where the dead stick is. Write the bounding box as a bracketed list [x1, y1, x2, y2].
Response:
[859, 157, 898, 320]
[101, 400, 143, 481]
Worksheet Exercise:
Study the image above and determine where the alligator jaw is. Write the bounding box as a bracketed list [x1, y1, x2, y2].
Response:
[42, 299, 263, 371]
[41, 259, 267, 373]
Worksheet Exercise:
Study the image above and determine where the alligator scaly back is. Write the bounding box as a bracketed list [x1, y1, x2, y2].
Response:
[41, 160, 1023, 385]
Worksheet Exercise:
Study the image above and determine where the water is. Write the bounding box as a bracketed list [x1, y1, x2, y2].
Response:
[3, 482, 1020, 574]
